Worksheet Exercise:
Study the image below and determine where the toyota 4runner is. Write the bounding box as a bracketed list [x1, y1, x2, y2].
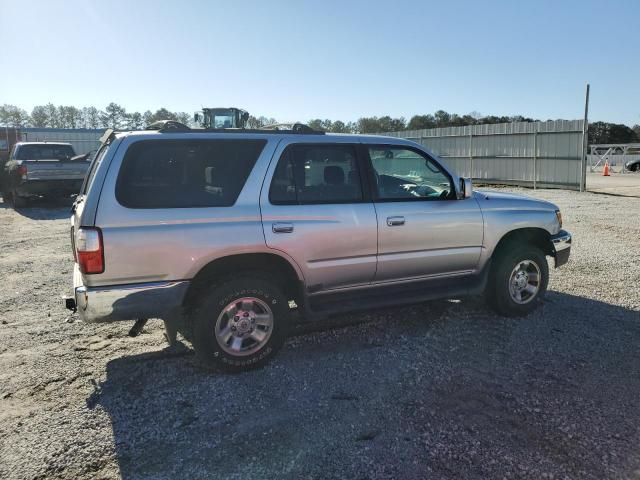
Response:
[65, 123, 572, 372]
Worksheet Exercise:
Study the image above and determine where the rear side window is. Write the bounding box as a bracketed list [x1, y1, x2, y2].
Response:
[269, 144, 363, 205]
[116, 139, 266, 208]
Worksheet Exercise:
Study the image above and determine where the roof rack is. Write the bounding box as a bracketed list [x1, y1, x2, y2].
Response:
[259, 123, 321, 134]
[145, 120, 191, 132]
[143, 120, 325, 135]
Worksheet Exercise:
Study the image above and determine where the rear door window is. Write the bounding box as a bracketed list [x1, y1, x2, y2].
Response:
[115, 139, 266, 208]
[269, 144, 363, 205]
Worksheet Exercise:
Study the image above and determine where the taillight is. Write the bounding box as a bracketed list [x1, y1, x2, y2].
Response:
[17, 165, 27, 178]
[76, 227, 104, 274]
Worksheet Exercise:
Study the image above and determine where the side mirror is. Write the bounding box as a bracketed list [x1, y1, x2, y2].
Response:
[459, 177, 473, 199]
[194, 113, 201, 123]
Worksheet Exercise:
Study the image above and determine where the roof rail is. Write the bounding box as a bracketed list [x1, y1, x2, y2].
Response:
[145, 120, 191, 132]
[142, 120, 325, 135]
[259, 123, 321, 134]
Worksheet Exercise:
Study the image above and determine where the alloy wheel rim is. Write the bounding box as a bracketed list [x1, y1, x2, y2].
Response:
[508, 260, 542, 305]
[215, 297, 274, 356]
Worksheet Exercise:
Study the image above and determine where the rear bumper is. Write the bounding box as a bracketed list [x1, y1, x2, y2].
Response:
[551, 229, 572, 268]
[16, 179, 83, 197]
[69, 264, 189, 322]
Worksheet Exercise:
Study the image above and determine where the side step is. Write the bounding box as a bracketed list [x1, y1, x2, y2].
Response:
[305, 273, 486, 318]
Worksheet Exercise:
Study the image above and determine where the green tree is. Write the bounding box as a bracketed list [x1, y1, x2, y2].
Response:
[308, 119, 332, 131]
[407, 114, 436, 130]
[589, 121, 638, 144]
[124, 112, 144, 129]
[100, 102, 127, 128]
[175, 112, 192, 126]
[329, 120, 352, 133]
[0, 104, 31, 127]
[58, 106, 83, 128]
[433, 110, 451, 127]
[147, 108, 177, 123]
[83, 107, 102, 128]
[356, 117, 383, 133]
[31, 105, 50, 127]
[44, 103, 60, 128]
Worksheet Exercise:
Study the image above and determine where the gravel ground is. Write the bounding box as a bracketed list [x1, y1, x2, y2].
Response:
[0, 189, 639, 480]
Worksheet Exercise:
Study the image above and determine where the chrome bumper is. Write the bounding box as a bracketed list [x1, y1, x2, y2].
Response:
[71, 265, 189, 322]
[551, 229, 572, 268]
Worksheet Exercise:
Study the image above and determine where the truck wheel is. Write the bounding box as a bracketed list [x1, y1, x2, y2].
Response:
[486, 244, 549, 317]
[191, 276, 290, 372]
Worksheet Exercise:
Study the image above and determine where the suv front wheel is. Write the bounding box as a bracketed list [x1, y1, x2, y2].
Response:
[191, 276, 290, 372]
[486, 244, 549, 317]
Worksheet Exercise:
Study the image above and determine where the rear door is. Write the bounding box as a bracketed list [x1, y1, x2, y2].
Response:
[260, 140, 377, 291]
[365, 144, 484, 282]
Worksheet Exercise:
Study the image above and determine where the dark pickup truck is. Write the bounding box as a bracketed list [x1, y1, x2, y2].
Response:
[2, 142, 90, 208]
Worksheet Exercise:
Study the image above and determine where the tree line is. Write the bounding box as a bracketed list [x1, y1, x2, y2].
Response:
[0, 103, 194, 130]
[1, 103, 638, 144]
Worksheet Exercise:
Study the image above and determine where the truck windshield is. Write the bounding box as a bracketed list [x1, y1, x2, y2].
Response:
[16, 144, 76, 161]
[211, 113, 234, 128]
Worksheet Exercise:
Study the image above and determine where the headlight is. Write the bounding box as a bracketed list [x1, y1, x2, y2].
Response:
[555, 210, 563, 228]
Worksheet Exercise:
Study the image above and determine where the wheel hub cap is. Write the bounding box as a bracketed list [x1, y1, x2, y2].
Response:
[215, 297, 274, 357]
[508, 260, 542, 305]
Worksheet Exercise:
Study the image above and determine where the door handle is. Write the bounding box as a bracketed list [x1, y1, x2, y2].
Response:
[386, 216, 405, 226]
[272, 222, 294, 233]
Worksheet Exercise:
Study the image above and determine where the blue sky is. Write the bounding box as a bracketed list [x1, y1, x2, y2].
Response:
[1, 0, 638, 125]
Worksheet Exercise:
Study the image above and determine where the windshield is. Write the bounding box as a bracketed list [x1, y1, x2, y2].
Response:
[212, 113, 234, 128]
[16, 144, 75, 161]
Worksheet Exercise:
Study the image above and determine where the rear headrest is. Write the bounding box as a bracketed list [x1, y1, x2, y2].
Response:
[324, 166, 344, 185]
[205, 166, 215, 184]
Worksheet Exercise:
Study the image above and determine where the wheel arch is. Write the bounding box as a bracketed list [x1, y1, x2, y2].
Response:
[182, 252, 305, 311]
[491, 227, 554, 260]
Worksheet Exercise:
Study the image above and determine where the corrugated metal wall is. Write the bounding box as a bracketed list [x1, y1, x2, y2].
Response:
[20, 128, 105, 155]
[381, 120, 585, 190]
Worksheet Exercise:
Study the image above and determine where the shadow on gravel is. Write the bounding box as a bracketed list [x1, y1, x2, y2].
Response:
[90, 293, 640, 480]
[2, 195, 73, 220]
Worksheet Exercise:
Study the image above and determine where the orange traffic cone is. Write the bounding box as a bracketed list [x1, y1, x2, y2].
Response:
[602, 161, 610, 176]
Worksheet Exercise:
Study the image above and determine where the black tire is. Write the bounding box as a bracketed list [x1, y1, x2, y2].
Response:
[191, 275, 290, 373]
[486, 243, 549, 317]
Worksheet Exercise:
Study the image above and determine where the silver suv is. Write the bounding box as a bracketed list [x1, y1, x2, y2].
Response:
[66, 123, 571, 371]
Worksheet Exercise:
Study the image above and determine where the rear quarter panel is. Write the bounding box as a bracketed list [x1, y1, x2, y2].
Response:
[86, 134, 283, 287]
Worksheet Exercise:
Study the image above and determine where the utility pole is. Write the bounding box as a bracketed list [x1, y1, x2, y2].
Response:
[580, 83, 590, 192]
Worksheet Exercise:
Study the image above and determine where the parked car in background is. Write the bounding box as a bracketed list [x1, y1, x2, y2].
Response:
[65, 123, 572, 372]
[624, 158, 640, 172]
[3, 142, 90, 208]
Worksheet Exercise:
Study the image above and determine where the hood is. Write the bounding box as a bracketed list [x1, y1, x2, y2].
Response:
[473, 189, 558, 211]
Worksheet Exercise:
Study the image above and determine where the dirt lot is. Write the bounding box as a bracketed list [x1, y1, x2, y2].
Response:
[0, 189, 639, 480]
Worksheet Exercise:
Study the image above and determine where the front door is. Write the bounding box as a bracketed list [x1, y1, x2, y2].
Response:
[365, 145, 484, 282]
[260, 141, 378, 291]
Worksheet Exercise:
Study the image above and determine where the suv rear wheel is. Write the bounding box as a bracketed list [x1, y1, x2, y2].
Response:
[486, 244, 549, 317]
[191, 276, 290, 372]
